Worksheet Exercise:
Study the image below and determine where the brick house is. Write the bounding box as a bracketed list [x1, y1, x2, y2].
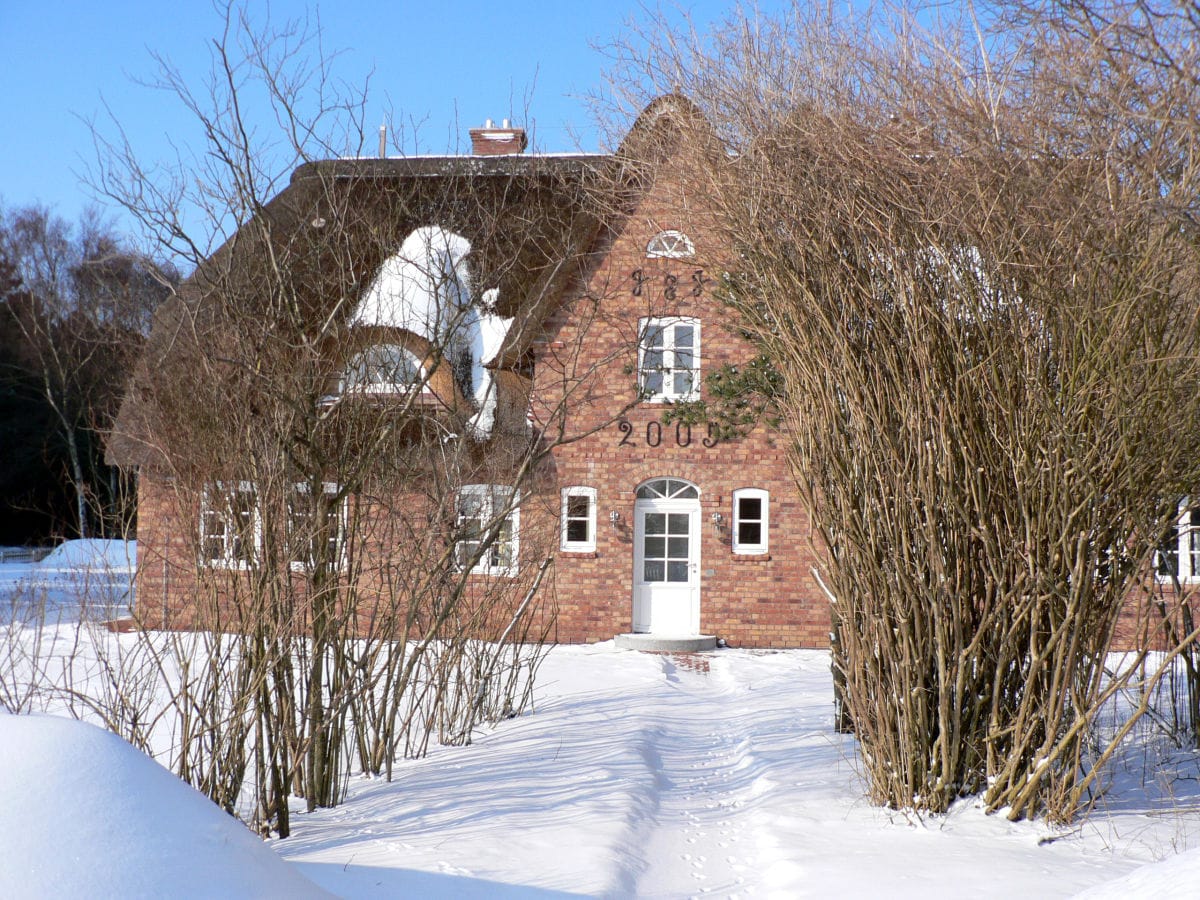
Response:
[108, 96, 830, 649]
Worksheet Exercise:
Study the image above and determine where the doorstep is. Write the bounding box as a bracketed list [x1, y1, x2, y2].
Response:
[614, 633, 718, 652]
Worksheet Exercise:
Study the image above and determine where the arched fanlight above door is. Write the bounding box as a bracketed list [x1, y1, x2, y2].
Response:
[636, 478, 699, 500]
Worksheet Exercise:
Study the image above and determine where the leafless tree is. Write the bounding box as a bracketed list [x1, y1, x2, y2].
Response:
[78, 1, 621, 838]
[0, 205, 171, 539]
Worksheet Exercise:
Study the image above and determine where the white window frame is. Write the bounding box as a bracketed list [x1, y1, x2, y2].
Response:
[340, 343, 427, 395]
[287, 482, 345, 573]
[646, 230, 695, 259]
[638, 316, 700, 403]
[457, 484, 520, 576]
[1156, 499, 1200, 582]
[561, 486, 597, 552]
[200, 481, 259, 569]
[732, 488, 769, 555]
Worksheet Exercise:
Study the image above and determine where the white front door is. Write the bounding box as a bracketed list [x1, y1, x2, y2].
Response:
[633, 492, 700, 635]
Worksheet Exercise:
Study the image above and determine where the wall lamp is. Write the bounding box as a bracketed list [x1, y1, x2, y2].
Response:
[711, 511, 725, 534]
[610, 510, 622, 527]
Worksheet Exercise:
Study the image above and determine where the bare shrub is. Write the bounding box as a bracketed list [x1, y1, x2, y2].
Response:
[606, 1, 1200, 822]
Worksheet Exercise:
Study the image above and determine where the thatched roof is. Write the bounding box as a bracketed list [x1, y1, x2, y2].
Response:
[106, 95, 704, 469]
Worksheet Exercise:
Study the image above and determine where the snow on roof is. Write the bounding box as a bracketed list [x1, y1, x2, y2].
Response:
[350, 229, 514, 440]
[350, 226, 473, 340]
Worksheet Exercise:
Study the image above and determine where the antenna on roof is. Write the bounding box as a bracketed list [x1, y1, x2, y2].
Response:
[378, 123, 387, 158]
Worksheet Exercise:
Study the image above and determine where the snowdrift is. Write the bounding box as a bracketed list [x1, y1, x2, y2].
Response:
[0, 715, 329, 899]
[0, 539, 135, 622]
[35, 538, 135, 572]
[1078, 848, 1200, 899]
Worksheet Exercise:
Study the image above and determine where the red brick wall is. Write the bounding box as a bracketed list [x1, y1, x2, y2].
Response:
[528, 147, 830, 648]
[130, 138, 833, 649]
[134, 475, 198, 630]
[134, 472, 563, 638]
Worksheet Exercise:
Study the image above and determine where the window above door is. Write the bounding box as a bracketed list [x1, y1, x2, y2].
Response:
[638, 317, 700, 403]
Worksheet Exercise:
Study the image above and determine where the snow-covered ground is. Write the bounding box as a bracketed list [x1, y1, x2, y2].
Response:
[0, 715, 330, 899]
[277, 645, 1200, 898]
[0, 539, 134, 624]
[3, 547, 1200, 898]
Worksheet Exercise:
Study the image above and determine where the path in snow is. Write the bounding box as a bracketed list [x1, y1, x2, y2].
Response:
[278, 644, 1198, 899]
[613, 654, 769, 896]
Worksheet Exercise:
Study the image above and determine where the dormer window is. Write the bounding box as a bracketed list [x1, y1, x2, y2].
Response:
[646, 230, 695, 259]
[341, 344, 426, 394]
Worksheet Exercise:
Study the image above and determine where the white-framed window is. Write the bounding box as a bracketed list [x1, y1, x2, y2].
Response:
[287, 482, 344, 572]
[200, 482, 258, 568]
[732, 488, 769, 554]
[1157, 500, 1200, 582]
[638, 317, 700, 402]
[646, 230, 695, 259]
[457, 484, 519, 576]
[341, 343, 426, 394]
[561, 486, 597, 552]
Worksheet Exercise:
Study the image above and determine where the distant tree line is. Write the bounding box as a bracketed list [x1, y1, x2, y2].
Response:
[0, 206, 175, 544]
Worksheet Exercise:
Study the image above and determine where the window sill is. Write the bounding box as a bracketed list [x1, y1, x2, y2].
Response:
[732, 552, 771, 561]
[560, 550, 598, 558]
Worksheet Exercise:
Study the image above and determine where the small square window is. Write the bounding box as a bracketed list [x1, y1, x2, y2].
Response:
[732, 489, 768, 555]
[561, 486, 597, 552]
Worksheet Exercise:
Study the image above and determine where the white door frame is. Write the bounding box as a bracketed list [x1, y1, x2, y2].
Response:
[632, 492, 701, 635]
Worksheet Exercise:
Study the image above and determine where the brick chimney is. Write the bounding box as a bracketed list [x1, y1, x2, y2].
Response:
[469, 118, 528, 156]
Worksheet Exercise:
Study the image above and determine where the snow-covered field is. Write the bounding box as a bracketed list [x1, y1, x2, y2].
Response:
[0, 540, 135, 624]
[3, 545, 1200, 898]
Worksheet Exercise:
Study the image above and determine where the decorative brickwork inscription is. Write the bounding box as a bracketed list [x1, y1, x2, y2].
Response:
[616, 418, 720, 449]
[631, 268, 709, 298]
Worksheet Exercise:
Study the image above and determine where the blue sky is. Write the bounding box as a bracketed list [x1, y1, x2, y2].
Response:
[0, 1, 783, 240]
